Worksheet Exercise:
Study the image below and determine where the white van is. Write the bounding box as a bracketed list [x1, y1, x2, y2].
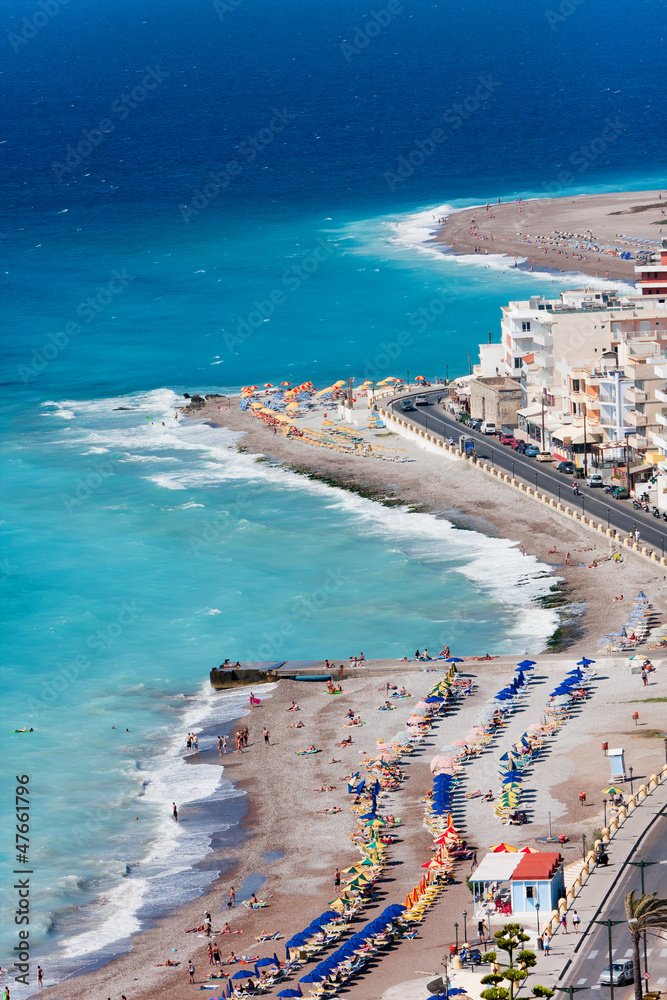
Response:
[480, 421, 497, 435]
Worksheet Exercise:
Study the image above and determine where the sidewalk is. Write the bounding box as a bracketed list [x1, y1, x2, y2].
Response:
[522, 774, 667, 991]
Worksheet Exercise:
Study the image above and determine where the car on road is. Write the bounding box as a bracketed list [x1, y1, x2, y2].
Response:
[415, 394, 429, 406]
[524, 445, 540, 457]
[401, 399, 416, 412]
[510, 439, 526, 453]
[480, 421, 497, 435]
[468, 418, 482, 431]
[599, 961, 633, 986]
[554, 460, 575, 474]
[611, 485, 630, 500]
[586, 473, 604, 488]
[536, 451, 553, 462]
[500, 434, 514, 446]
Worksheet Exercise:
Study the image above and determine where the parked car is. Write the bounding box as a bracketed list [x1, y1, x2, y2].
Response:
[536, 451, 553, 462]
[510, 439, 526, 453]
[480, 421, 497, 435]
[554, 460, 575, 474]
[500, 434, 514, 446]
[586, 473, 604, 488]
[600, 961, 633, 987]
[524, 445, 540, 457]
[468, 418, 482, 431]
[401, 399, 416, 412]
[415, 394, 429, 406]
[611, 485, 630, 500]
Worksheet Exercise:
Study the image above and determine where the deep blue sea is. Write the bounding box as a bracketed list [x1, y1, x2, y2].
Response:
[1, 0, 665, 989]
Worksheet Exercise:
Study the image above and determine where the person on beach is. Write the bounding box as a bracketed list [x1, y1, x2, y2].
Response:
[37, 967, 43, 988]
[334, 867, 341, 889]
[208, 944, 214, 964]
[193, 734, 199, 752]
[572, 910, 580, 933]
[173, 802, 178, 822]
[565, 551, 570, 566]
[222, 735, 227, 753]
[235, 733, 242, 754]
[286, 701, 299, 711]
[205, 911, 212, 936]
[227, 951, 237, 964]
[263, 727, 270, 745]
[186, 733, 192, 751]
[188, 960, 195, 984]
[542, 930, 550, 954]
[212, 943, 222, 964]
[228, 886, 236, 907]
[478, 919, 485, 943]
[217, 735, 223, 756]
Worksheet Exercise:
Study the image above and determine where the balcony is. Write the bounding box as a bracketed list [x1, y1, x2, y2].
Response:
[626, 386, 647, 403]
[656, 409, 667, 427]
[655, 387, 667, 403]
[627, 410, 648, 428]
[532, 330, 553, 348]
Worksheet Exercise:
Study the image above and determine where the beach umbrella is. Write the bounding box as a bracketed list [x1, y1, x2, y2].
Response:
[299, 973, 326, 983]
[602, 785, 624, 795]
[232, 971, 254, 980]
[519, 846, 540, 853]
[445, 656, 464, 663]
[517, 659, 536, 668]
[415, 375, 426, 381]
[490, 843, 517, 852]
[277, 990, 303, 998]
[280, 381, 291, 386]
[577, 657, 595, 666]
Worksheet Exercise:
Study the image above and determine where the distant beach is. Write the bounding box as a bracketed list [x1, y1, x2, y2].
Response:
[433, 189, 665, 279]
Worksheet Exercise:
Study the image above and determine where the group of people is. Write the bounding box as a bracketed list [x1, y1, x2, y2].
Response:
[185, 732, 199, 752]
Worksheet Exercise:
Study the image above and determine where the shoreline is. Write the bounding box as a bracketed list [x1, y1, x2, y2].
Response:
[431, 189, 664, 280]
[182, 397, 667, 656]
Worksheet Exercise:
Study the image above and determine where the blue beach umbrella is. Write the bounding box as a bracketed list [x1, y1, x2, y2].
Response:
[299, 973, 326, 983]
[577, 657, 595, 666]
[445, 657, 464, 662]
[232, 970, 254, 980]
[517, 659, 536, 668]
[277, 991, 303, 998]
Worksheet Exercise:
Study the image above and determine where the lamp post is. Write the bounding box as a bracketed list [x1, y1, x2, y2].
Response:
[594, 919, 625, 1000]
[660, 733, 667, 765]
[629, 766, 634, 794]
[582, 832, 586, 858]
[555, 987, 589, 1000]
[535, 901, 540, 939]
[603, 798, 607, 828]
[607, 508, 611, 530]
[454, 922, 459, 951]
[463, 910, 468, 944]
[629, 861, 658, 989]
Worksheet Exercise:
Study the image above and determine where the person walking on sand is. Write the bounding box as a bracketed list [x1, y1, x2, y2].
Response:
[228, 886, 236, 908]
[222, 735, 227, 754]
[565, 551, 570, 566]
[263, 727, 270, 746]
[188, 959, 195, 984]
[217, 735, 223, 756]
[641, 666, 648, 686]
[334, 867, 341, 889]
[572, 910, 580, 933]
[173, 802, 178, 822]
[205, 911, 212, 936]
[37, 967, 43, 988]
[208, 944, 214, 965]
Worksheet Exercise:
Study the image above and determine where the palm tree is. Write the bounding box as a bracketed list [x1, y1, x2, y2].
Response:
[624, 891, 667, 1000]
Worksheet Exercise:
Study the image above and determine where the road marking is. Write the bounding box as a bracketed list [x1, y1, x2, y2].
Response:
[577, 979, 588, 986]
[587, 951, 599, 960]
[623, 950, 632, 958]
[656, 978, 666, 986]
[660, 949, 667, 957]
[591, 985, 601, 991]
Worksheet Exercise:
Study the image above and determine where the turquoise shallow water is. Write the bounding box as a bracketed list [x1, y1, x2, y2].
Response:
[1, 0, 665, 982]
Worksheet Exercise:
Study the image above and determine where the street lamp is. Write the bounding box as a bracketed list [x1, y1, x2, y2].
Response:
[607, 508, 611, 530]
[582, 832, 586, 858]
[454, 922, 459, 950]
[629, 860, 659, 988]
[629, 766, 634, 794]
[463, 910, 468, 944]
[535, 901, 540, 939]
[603, 798, 607, 828]
[660, 733, 667, 765]
[555, 986, 589, 1000]
[593, 918, 625, 1000]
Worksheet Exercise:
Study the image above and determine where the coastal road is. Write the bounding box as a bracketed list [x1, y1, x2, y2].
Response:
[561, 812, 667, 994]
[380, 392, 667, 556]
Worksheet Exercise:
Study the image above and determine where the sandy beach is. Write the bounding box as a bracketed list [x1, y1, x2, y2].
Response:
[433, 190, 666, 280]
[38, 658, 666, 1000]
[177, 395, 667, 654]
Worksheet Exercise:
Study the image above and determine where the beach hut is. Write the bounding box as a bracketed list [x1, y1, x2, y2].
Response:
[470, 851, 563, 917]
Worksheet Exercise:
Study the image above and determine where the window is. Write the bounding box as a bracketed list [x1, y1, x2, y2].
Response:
[526, 886, 535, 899]
[514, 358, 522, 369]
[522, 322, 531, 332]
[572, 379, 580, 392]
